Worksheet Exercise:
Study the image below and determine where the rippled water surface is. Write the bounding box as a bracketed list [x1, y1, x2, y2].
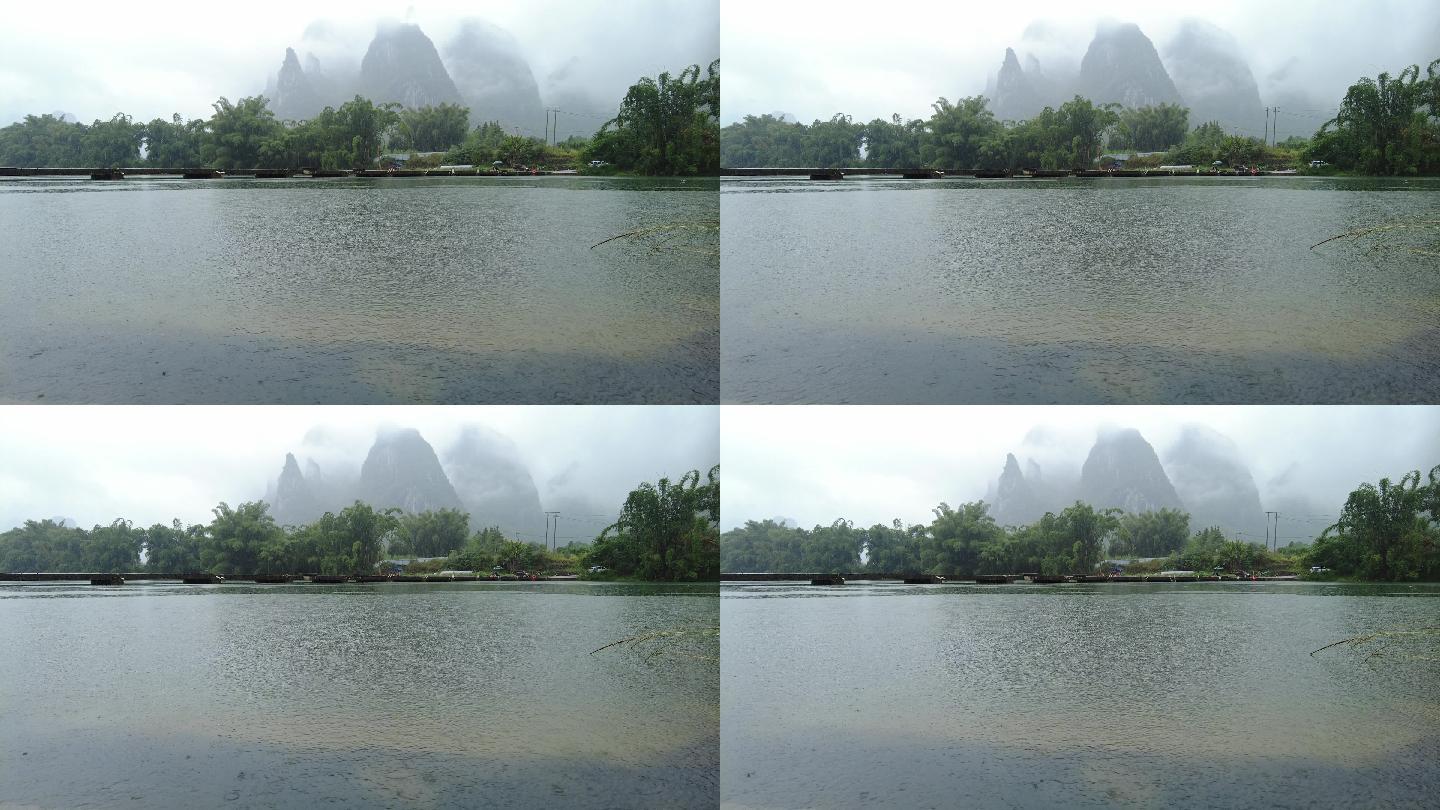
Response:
[721, 581, 1440, 809]
[0, 581, 718, 808]
[721, 176, 1440, 403]
[0, 176, 718, 403]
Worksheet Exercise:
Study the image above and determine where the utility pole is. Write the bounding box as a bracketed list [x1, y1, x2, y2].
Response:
[545, 511, 561, 551]
[1272, 512, 1280, 551]
[1265, 511, 1276, 551]
[1264, 107, 1270, 146]
[1272, 108, 1279, 147]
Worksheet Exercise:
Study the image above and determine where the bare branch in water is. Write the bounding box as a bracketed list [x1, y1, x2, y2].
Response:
[1311, 218, 1440, 256]
[1311, 626, 1440, 658]
[591, 219, 720, 256]
[590, 626, 720, 662]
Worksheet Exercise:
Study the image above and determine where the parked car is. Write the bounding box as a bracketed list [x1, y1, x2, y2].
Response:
[588, 565, 608, 573]
[588, 160, 607, 167]
[1309, 160, 1329, 168]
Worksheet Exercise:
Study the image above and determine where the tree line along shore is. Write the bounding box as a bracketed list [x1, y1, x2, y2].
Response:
[1, 467, 720, 583]
[0, 61, 719, 177]
[722, 59, 1440, 176]
[723, 467, 1440, 582]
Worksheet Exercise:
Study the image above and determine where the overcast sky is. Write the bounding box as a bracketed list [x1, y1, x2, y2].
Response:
[0, 0, 718, 126]
[0, 405, 718, 531]
[722, 406, 1440, 533]
[721, 0, 1440, 125]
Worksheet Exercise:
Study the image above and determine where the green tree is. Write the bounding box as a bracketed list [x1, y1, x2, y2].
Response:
[1059, 501, 1120, 574]
[1315, 59, 1440, 175]
[143, 114, 206, 167]
[395, 509, 471, 557]
[1320, 470, 1430, 580]
[921, 96, 1000, 169]
[201, 501, 283, 574]
[201, 96, 281, 170]
[590, 465, 720, 580]
[143, 519, 205, 573]
[588, 60, 720, 175]
[1111, 103, 1189, 152]
[1111, 508, 1191, 557]
[393, 103, 471, 152]
[924, 501, 1003, 576]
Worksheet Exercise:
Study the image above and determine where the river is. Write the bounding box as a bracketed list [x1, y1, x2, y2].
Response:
[0, 580, 718, 809]
[721, 580, 1440, 809]
[0, 176, 718, 404]
[721, 176, 1440, 404]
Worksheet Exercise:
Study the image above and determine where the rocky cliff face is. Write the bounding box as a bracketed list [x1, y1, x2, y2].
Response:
[992, 452, 1044, 526]
[444, 425, 545, 536]
[1163, 20, 1263, 133]
[1077, 22, 1183, 110]
[358, 23, 464, 110]
[356, 428, 464, 515]
[445, 19, 545, 134]
[992, 48, 1045, 122]
[272, 48, 325, 121]
[271, 452, 320, 527]
[1163, 425, 1266, 538]
[1078, 428, 1185, 515]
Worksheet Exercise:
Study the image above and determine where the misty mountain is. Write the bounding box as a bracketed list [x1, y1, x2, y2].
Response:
[444, 425, 545, 538]
[260, 425, 616, 544]
[989, 19, 1284, 135]
[357, 428, 465, 515]
[359, 23, 464, 111]
[270, 452, 321, 527]
[1162, 20, 1263, 134]
[270, 48, 326, 121]
[1162, 425, 1267, 539]
[992, 453, 1044, 526]
[262, 19, 549, 133]
[1077, 22, 1182, 110]
[982, 424, 1339, 543]
[445, 20, 545, 135]
[991, 48, 1048, 122]
[1079, 427, 1185, 514]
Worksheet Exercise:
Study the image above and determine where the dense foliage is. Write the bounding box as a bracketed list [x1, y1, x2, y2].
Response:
[587, 465, 721, 581]
[2, 465, 724, 582]
[1308, 59, 1440, 175]
[586, 60, 720, 175]
[2, 59, 720, 174]
[722, 57, 1440, 174]
[724, 467, 1440, 580]
[1308, 466, 1440, 580]
[722, 95, 1128, 170]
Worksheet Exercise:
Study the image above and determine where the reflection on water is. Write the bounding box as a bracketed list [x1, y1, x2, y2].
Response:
[721, 581, 1440, 809]
[0, 176, 718, 404]
[721, 176, 1440, 403]
[0, 581, 718, 808]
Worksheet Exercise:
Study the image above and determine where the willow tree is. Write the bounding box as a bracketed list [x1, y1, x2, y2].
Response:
[920, 96, 1000, 169]
[201, 96, 281, 170]
[588, 60, 720, 175]
[591, 465, 720, 580]
[1321, 470, 1433, 580]
[1313, 59, 1440, 175]
[1059, 501, 1120, 574]
[924, 500, 1003, 576]
[201, 501, 282, 574]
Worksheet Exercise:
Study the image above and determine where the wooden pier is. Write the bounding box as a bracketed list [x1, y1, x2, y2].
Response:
[721, 167, 1287, 179]
[721, 572, 1299, 584]
[0, 572, 577, 584]
[0, 167, 570, 180]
